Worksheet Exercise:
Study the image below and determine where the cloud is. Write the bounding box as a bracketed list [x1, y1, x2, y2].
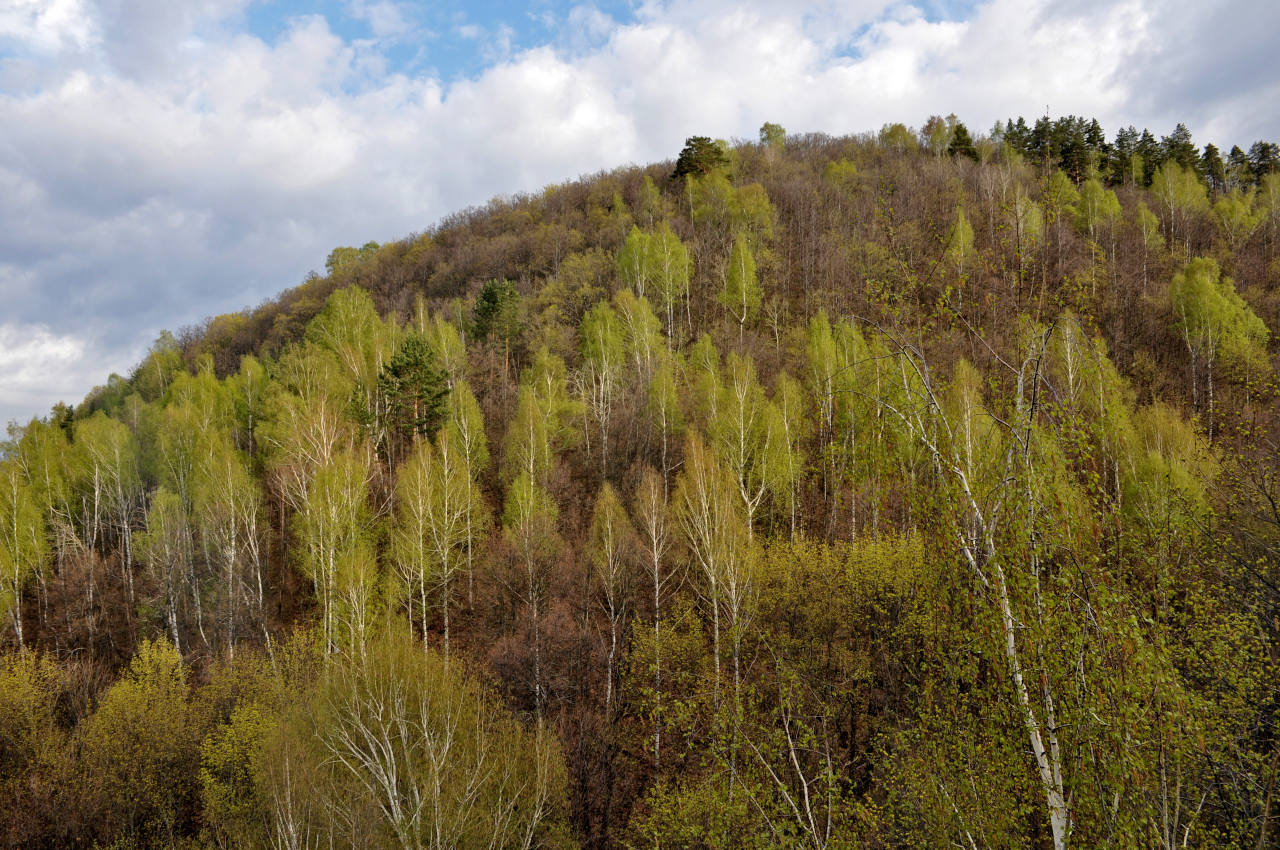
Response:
[346, 0, 415, 42]
[0, 322, 96, 426]
[0, 0, 1277, 425]
[0, 0, 97, 53]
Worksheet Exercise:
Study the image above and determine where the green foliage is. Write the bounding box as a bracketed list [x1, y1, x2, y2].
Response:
[1214, 186, 1265, 250]
[921, 114, 951, 156]
[649, 221, 692, 336]
[298, 631, 571, 848]
[718, 232, 762, 334]
[471, 278, 523, 344]
[391, 430, 482, 653]
[878, 122, 918, 151]
[324, 241, 380, 277]
[80, 638, 203, 846]
[0, 461, 46, 647]
[1075, 177, 1122, 241]
[947, 120, 978, 160]
[672, 135, 730, 180]
[758, 122, 786, 150]
[945, 205, 974, 281]
[378, 332, 450, 444]
[298, 448, 377, 652]
[9, 115, 1280, 850]
[1171, 256, 1271, 375]
[616, 225, 654, 298]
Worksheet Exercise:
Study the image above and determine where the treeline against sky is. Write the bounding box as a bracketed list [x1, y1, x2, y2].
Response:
[3, 114, 1280, 848]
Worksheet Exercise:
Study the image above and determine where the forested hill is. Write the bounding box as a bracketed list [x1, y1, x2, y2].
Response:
[3, 115, 1280, 848]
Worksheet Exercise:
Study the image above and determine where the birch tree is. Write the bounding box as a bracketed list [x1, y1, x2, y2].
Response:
[444, 380, 489, 603]
[298, 447, 376, 653]
[1170, 257, 1270, 436]
[589, 482, 632, 716]
[719, 233, 762, 343]
[392, 431, 478, 657]
[579, 301, 625, 476]
[633, 466, 675, 766]
[0, 460, 45, 648]
[868, 324, 1075, 849]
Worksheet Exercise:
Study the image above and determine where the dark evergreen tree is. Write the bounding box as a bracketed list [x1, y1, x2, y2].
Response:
[1250, 140, 1280, 181]
[1136, 129, 1160, 185]
[1111, 125, 1140, 184]
[1161, 123, 1199, 171]
[671, 135, 729, 180]
[1228, 144, 1254, 188]
[1201, 143, 1226, 192]
[947, 122, 978, 161]
[1004, 116, 1031, 153]
[471, 278, 521, 342]
[378, 332, 449, 444]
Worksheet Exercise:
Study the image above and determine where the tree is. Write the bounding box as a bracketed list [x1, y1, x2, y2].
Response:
[1202, 143, 1226, 192]
[298, 448, 376, 653]
[709, 353, 781, 540]
[299, 631, 569, 849]
[418, 309, 467, 385]
[674, 430, 756, 733]
[945, 206, 975, 306]
[325, 241, 380, 277]
[0, 650, 66, 845]
[589, 483, 633, 715]
[1214, 186, 1264, 252]
[632, 467, 675, 766]
[193, 431, 265, 657]
[0, 460, 45, 648]
[579, 301, 626, 476]
[377, 332, 449, 463]
[947, 121, 978, 161]
[391, 431, 478, 657]
[719, 233, 762, 342]
[1136, 200, 1163, 294]
[502, 471, 560, 719]
[74, 412, 141, 609]
[1169, 257, 1270, 436]
[444, 380, 489, 603]
[1227, 144, 1254, 189]
[646, 349, 685, 485]
[649, 222, 692, 340]
[770, 372, 806, 540]
[1250, 140, 1280, 180]
[80, 638, 202, 847]
[758, 122, 785, 150]
[305, 286, 398, 442]
[1076, 178, 1122, 244]
[1161, 122, 1198, 171]
[672, 136, 729, 181]
[921, 115, 951, 156]
[472, 279, 522, 377]
[759, 122, 785, 165]
[616, 226, 654, 299]
[613, 289, 665, 378]
[1150, 160, 1209, 251]
[138, 488, 189, 653]
[879, 122, 917, 151]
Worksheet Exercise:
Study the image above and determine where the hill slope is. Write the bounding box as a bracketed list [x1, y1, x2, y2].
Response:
[4, 119, 1280, 848]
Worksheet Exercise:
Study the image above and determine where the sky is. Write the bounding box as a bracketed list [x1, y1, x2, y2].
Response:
[1, 0, 1279, 427]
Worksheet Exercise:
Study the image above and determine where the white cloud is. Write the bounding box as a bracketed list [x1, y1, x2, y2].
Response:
[0, 323, 96, 425]
[346, 0, 414, 41]
[0, 0, 97, 53]
[0, 0, 1277, 425]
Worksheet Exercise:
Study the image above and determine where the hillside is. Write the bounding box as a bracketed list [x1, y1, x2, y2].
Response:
[4, 117, 1280, 848]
